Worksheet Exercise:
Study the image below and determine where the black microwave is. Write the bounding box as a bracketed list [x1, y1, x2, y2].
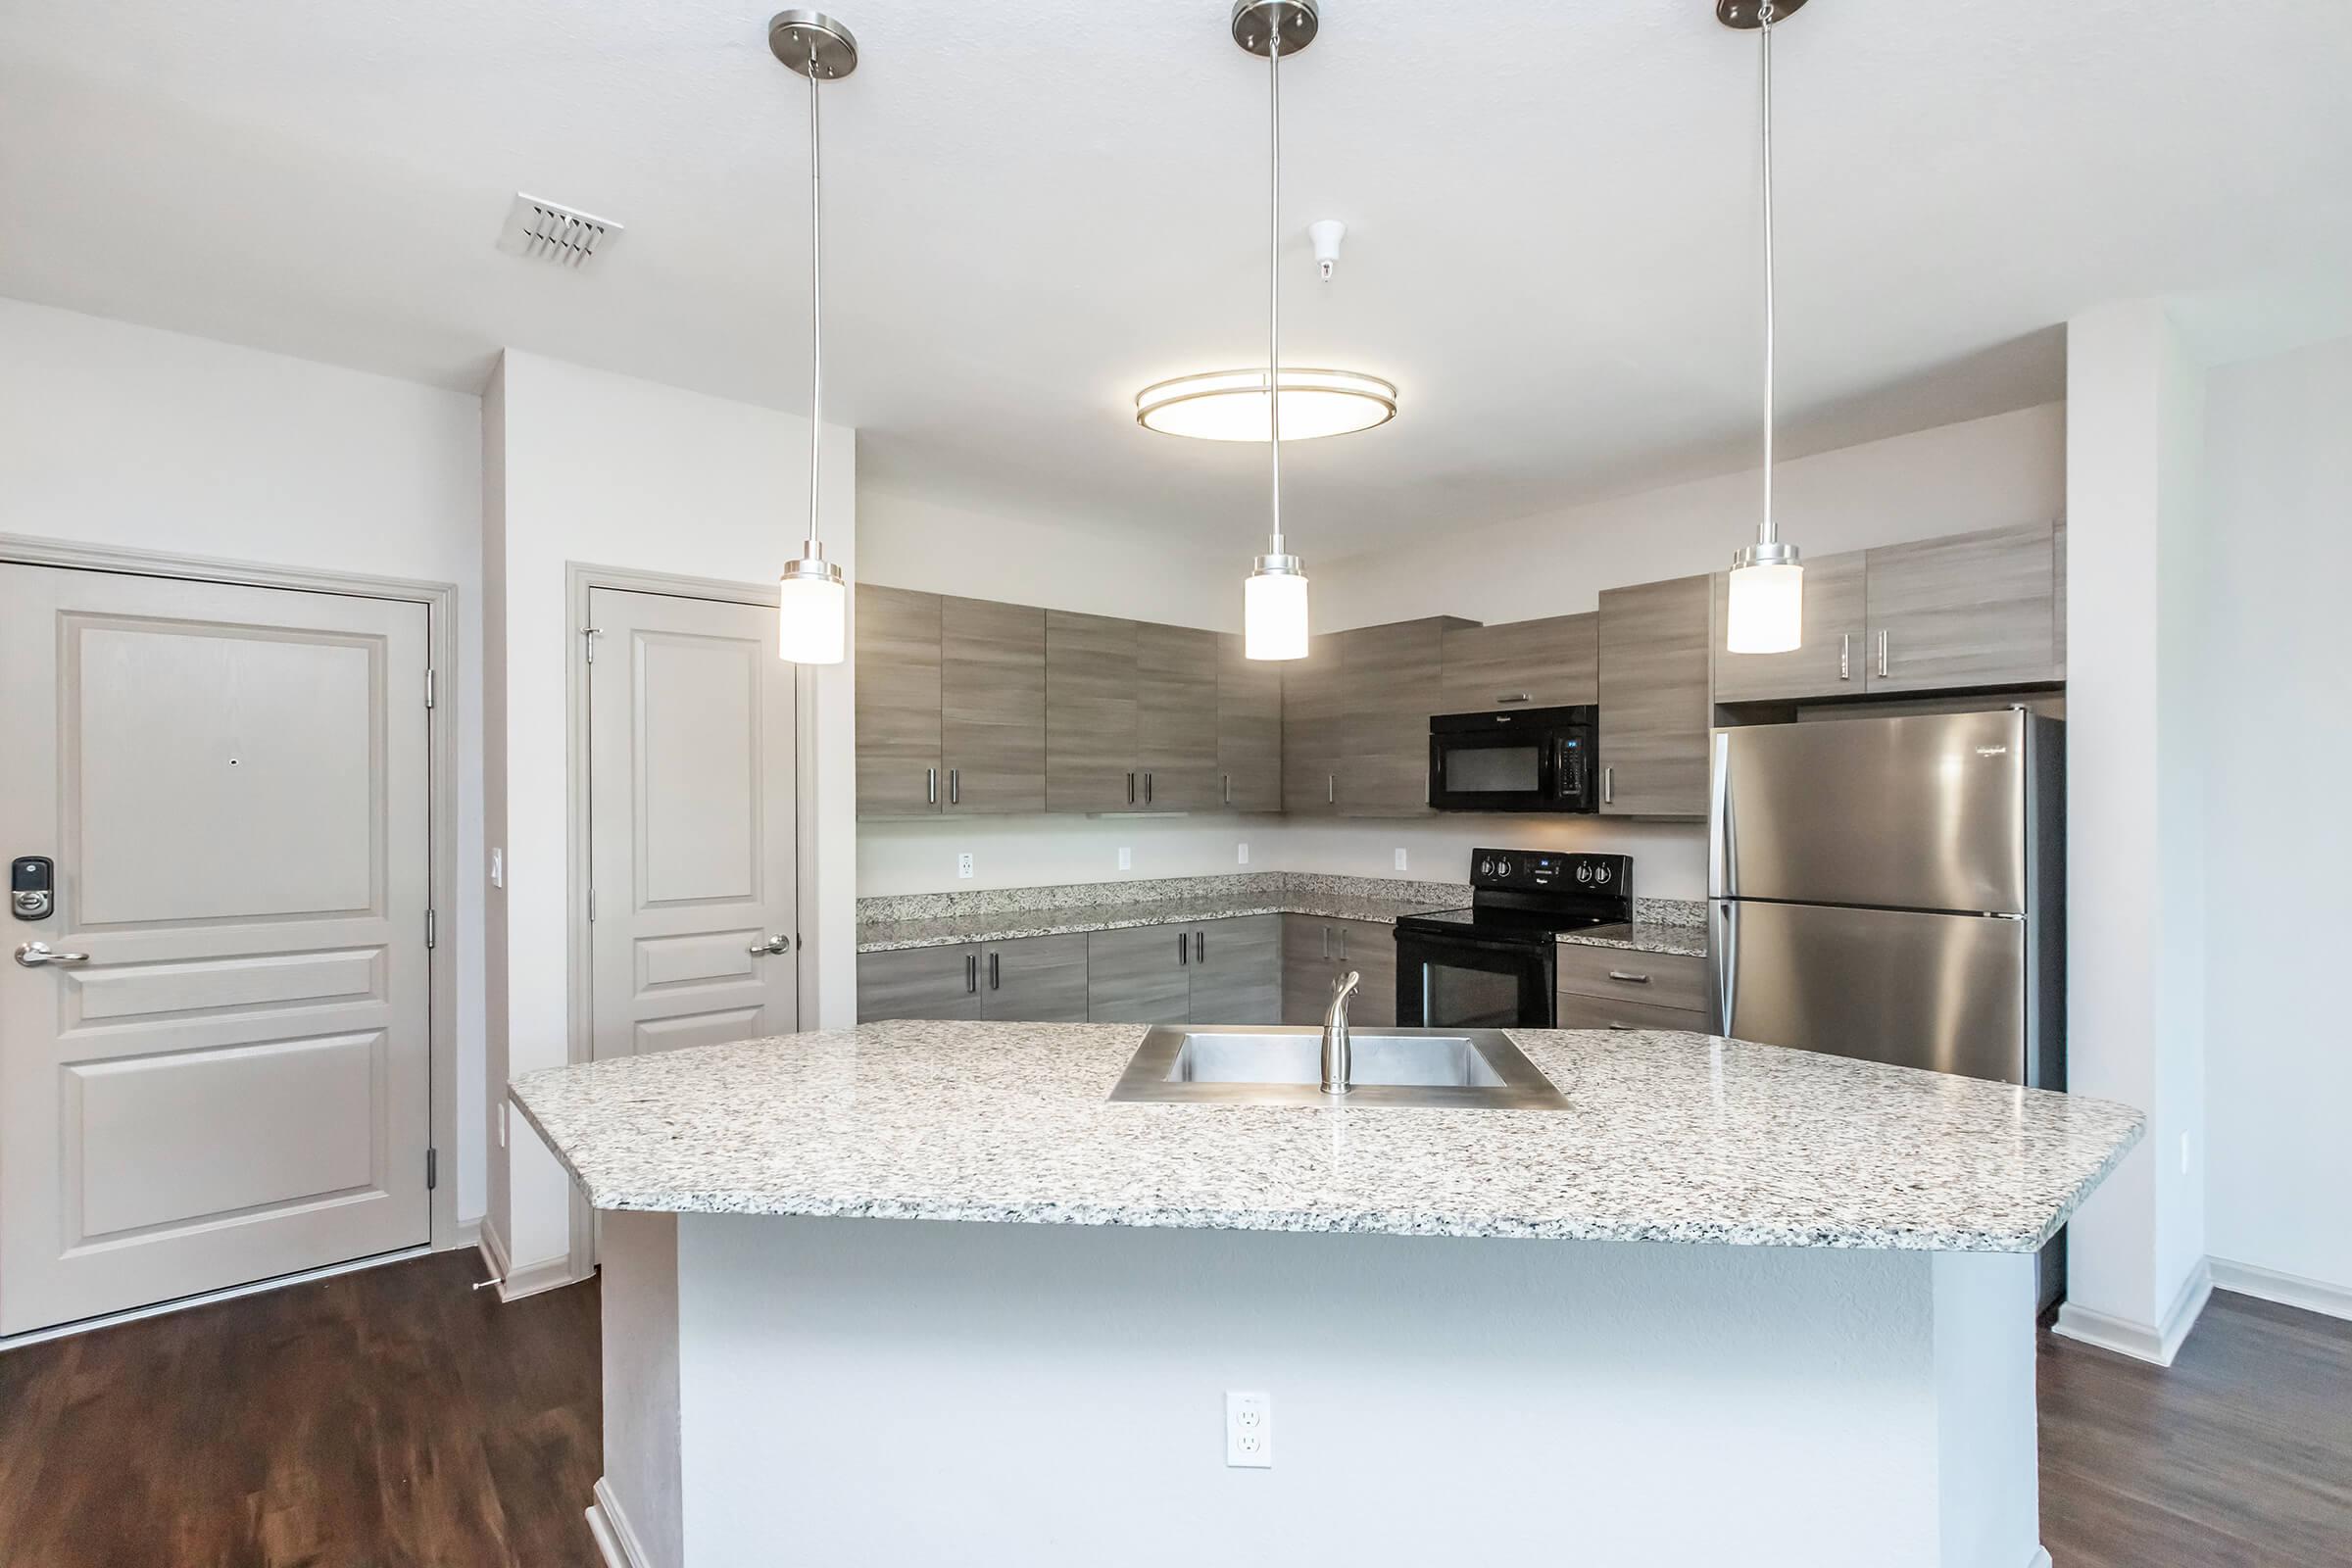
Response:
[1428, 707, 1598, 813]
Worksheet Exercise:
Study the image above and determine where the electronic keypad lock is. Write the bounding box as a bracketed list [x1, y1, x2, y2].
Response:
[12, 857, 54, 920]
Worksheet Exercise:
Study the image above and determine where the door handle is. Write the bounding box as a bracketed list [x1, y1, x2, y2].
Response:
[949, 768, 959, 806]
[1602, 766, 1615, 806]
[1495, 692, 1532, 705]
[926, 767, 938, 806]
[14, 941, 89, 967]
[1839, 633, 1851, 681]
[1144, 771, 1154, 805]
[1338, 928, 1348, 961]
[1177, 932, 1189, 966]
[1194, 929, 1205, 964]
[1877, 630, 1890, 679]
[965, 953, 978, 994]
[1606, 970, 1650, 985]
[989, 951, 1001, 990]
[748, 934, 791, 956]
[1127, 771, 1136, 806]
[1327, 773, 1335, 805]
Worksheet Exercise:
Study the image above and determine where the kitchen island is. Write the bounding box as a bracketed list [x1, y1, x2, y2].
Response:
[512, 1021, 2140, 1568]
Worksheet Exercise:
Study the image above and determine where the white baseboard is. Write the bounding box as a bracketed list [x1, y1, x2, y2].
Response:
[475, 1214, 585, 1303]
[2026, 1548, 2053, 1568]
[587, 1476, 656, 1568]
[2052, 1258, 2212, 1366]
[452, 1214, 482, 1250]
[2209, 1256, 2352, 1323]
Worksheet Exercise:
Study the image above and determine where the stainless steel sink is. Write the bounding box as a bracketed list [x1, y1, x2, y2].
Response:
[1108, 1025, 1570, 1109]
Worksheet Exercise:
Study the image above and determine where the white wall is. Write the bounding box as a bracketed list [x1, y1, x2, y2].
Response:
[2200, 332, 2352, 1302]
[0, 298, 491, 1220]
[484, 350, 857, 1275]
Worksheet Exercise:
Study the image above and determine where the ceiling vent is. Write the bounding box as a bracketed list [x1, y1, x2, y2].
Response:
[497, 193, 621, 269]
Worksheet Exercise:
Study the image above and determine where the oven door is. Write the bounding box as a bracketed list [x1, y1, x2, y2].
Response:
[1428, 726, 1593, 812]
[1396, 931, 1555, 1028]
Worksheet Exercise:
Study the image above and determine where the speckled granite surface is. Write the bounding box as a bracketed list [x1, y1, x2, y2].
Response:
[858, 873, 1468, 953]
[1335, 905, 1705, 957]
[511, 1022, 2143, 1253]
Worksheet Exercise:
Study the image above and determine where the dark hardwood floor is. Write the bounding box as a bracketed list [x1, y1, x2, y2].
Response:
[1, 1254, 2346, 1566]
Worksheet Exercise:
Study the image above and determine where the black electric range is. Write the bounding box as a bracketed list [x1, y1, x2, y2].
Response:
[1394, 851, 1633, 1027]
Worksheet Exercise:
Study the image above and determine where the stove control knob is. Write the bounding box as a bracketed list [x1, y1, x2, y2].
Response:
[1478, 858, 1495, 878]
[1592, 863, 1613, 885]
[1494, 858, 1512, 879]
[1575, 863, 1592, 884]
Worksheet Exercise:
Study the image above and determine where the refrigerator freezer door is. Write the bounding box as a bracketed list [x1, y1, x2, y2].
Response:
[1712, 899, 2031, 1084]
[1710, 710, 2031, 914]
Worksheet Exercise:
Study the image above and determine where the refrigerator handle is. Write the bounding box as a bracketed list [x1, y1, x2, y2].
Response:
[1707, 731, 1735, 900]
[1713, 900, 1740, 1036]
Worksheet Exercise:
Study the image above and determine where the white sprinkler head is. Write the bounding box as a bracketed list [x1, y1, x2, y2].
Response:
[1308, 219, 1347, 281]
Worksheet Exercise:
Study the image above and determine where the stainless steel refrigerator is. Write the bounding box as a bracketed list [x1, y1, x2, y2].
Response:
[1709, 709, 2064, 1093]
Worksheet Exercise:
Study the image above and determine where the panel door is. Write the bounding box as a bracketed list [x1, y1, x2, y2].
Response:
[1086, 925, 1191, 1025]
[1339, 619, 1452, 817]
[1440, 613, 1598, 713]
[1046, 612, 1141, 812]
[1136, 623, 1220, 811]
[1708, 551, 1869, 704]
[858, 947, 981, 1022]
[589, 589, 798, 1065]
[0, 564, 431, 1337]
[1280, 634, 1345, 817]
[1596, 575, 1712, 817]
[1186, 916, 1282, 1025]
[941, 596, 1046, 816]
[854, 584, 944, 817]
[1215, 633, 1284, 812]
[980, 935, 1091, 1023]
[1279, 915, 1336, 1025]
[1864, 523, 2058, 693]
[1328, 919, 1398, 1027]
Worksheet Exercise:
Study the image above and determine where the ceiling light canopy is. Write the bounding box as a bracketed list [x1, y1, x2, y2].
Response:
[1135, 368, 1398, 443]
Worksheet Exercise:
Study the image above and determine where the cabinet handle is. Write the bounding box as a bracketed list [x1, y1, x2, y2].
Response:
[1327, 773, 1336, 805]
[1607, 970, 1651, 985]
[1603, 766, 1615, 806]
[1322, 926, 1330, 959]
[927, 767, 938, 806]
[1495, 692, 1532, 705]
[1145, 771, 1154, 805]
[1223, 773, 1232, 807]
[1339, 928, 1348, 961]
[1177, 932, 1189, 966]
[1878, 630, 1890, 679]
[949, 768, 959, 806]
[989, 951, 1000, 990]
[1195, 929, 1205, 963]
[1839, 633, 1851, 681]
[965, 953, 977, 994]
[1127, 770, 1136, 806]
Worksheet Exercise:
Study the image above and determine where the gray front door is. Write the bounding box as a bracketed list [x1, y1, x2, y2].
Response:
[0, 564, 433, 1336]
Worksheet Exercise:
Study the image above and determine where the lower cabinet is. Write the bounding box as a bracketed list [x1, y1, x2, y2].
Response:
[1552, 945, 1713, 1034]
[1185, 915, 1282, 1024]
[858, 934, 1092, 1023]
[1089, 916, 1285, 1026]
[1279, 915, 1397, 1027]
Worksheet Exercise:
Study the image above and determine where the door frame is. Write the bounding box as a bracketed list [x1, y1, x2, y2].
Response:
[564, 563, 812, 1283]
[0, 532, 466, 1256]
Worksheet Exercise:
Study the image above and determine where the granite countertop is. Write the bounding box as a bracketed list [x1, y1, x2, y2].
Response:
[1398, 906, 1708, 958]
[858, 892, 1455, 953]
[511, 1022, 2142, 1254]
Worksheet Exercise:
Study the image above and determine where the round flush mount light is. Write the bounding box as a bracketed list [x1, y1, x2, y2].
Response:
[1134, 368, 1398, 442]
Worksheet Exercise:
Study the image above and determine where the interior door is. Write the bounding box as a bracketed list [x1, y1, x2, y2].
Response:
[589, 589, 798, 1063]
[0, 564, 432, 1337]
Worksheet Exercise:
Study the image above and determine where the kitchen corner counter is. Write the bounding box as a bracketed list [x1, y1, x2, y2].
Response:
[511, 1021, 2142, 1254]
[1558, 920, 1708, 957]
[856, 890, 1455, 954]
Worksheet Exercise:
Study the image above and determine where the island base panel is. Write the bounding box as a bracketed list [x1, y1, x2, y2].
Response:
[590, 1214, 2042, 1567]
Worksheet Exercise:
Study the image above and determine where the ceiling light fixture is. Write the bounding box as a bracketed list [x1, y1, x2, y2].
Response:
[1723, 0, 1806, 657]
[769, 10, 858, 665]
[1135, 367, 1396, 442]
[1235, 0, 1320, 662]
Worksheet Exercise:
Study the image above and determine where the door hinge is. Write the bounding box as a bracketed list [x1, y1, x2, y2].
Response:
[425, 907, 437, 949]
[583, 626, 603, 663]
[426, 1147, 438, 1190]
[424, 668, 437, 709]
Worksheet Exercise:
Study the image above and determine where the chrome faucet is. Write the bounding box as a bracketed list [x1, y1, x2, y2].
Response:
[1321, 971, 1361, 1096]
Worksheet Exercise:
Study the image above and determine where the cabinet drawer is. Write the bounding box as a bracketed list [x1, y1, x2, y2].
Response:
[1552, 991, 1713, 1034]
[1552, 944, 1710, 1012]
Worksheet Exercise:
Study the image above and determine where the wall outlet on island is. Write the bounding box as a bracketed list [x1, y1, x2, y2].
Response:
[1395, 848, 1409, 871]
[956, 853, 974, 880]
[1117, 847, 1132, 871]
[1225, 1391, 1272, 1468]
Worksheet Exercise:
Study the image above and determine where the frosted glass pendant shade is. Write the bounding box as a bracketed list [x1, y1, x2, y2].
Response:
[1725, 561, 1803, 655]
[1244, 564, 1309, 662]
[776, 567, 847, 665]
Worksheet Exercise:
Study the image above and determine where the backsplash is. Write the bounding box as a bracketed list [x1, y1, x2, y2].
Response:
[858, 871, 1468, 927]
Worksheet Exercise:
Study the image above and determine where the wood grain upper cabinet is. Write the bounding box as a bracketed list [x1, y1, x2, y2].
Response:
[1709, 551, 1869, 704]
[1339, 617, 1463, 816]
[979, 934, 1090, 1022]
[940, 596, 1046, 815]
[857, 945, 980, 1021]
[1216, 633, 1284, 812]
[1046, 611, 1142, 812]
[1440, 613, 1598, 713]
[1280, 632, 1345, 816]
[854, 584, 943, 817]
[1596, 574, 1712, 818]
[1087, 924, 1192, 1025]
[1863, 522, 2058, 693]
[1136, 623, 1220, 811]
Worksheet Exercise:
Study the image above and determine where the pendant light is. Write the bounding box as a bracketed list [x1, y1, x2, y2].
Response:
[770, 11, 858, 664]
[1235, 0, 1318, 662]
[1723, 0, 1806, 656]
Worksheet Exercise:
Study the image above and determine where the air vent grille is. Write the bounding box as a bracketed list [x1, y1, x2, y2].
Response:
[497, 194, 621, 269]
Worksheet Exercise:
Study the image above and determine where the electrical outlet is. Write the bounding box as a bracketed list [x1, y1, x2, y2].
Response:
[956, 853, 975, 880]
[2180, 1133, 2191, 1176]
[1394, 848, 1408, 871]
[1118, 847, 1133, 871]
[489, 848, 503, 888]
[1225, 1391, 1272, 1468]
[1237, 842, 1250, 865]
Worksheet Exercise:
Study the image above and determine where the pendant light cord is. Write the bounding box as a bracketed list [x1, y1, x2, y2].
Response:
[1266, 26, 1285, 557]
[807, 48, 825, 551]
[1758, 3, 1777, 549]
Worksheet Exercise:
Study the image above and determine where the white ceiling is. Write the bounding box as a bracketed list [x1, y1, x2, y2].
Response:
[3, 1, 2348, 556]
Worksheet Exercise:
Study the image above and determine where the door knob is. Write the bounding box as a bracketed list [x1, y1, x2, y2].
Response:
[15, 941, 90, 967]
[748, 934, 791, 956]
